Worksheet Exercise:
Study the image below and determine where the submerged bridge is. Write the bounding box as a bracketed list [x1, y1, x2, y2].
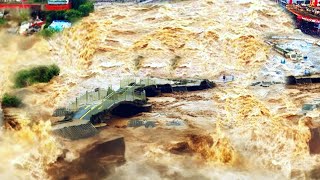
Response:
[52, 77, 215, 140]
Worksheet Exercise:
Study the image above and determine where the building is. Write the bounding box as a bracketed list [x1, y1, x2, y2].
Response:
[45, 0, 71, 11]
[0, 0, 71, 11]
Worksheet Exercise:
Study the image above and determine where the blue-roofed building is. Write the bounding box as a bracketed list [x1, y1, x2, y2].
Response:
[48, 20, 71, 32]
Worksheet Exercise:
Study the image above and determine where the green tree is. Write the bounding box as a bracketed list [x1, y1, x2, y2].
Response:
[14, 64, 60, 88]
[0, 19, 6, 26]
[45, 11, 67, 25]
[71, 0, 87, 10]
[29, 66, 50, 83]
[2, 93, 22, 107]
[14, 70, 32, 88]
[46, 64, 60, 80]
[18, 10, 30, 23]
[78, 2, 94, 16]
[40, 28, 57, 38]
[65, 9, 83, 23]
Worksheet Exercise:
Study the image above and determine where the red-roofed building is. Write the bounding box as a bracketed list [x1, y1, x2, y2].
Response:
[0, 0, 71, 11]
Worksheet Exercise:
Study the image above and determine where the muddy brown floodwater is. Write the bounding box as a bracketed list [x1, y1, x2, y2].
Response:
[1, 0, 320, 179]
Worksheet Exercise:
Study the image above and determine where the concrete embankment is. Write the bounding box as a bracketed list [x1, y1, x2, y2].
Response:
[143, 79, 215, 97]
[286, 75, 320, 85]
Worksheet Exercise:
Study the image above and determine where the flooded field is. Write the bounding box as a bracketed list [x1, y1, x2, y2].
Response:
[1, 0, 320, 179]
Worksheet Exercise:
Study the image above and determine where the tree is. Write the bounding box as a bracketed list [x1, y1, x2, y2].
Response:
[18, 10, 30, 23]
[14, 70, 32, 88]
[2, 93, 22, 107]
[65, 9, 83, 23]
[78, 2, 94, 17]
[46, 64, 60, 81]
[40, 28, 57, 38]
[0, 19, 6, 26]
[71, 0, 87, 10]
[14, 64, 60, 88]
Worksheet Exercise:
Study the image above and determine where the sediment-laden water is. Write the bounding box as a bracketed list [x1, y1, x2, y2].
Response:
[1, 0, 320, 179]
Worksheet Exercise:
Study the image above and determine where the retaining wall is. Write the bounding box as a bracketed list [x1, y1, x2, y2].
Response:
[286, 75, 320, 85]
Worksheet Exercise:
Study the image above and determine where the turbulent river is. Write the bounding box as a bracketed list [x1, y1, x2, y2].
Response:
[1, 0, 320, 179]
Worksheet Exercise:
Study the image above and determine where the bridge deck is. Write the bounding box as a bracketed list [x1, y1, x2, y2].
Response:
[52, 119, 98, 140]
[65, 78, 210, 122]
[52, 78, 214, 140]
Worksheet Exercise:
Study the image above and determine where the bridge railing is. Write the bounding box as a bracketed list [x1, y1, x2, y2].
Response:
[67, 88, 113, 111]
[77, 84, 147, 119]
[120, 77, 157, 88]
[112, 84, 146, 103]
[120, 77, 199, 87]
[99, 86, 145, 108]
[66, 83, 147, 112]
